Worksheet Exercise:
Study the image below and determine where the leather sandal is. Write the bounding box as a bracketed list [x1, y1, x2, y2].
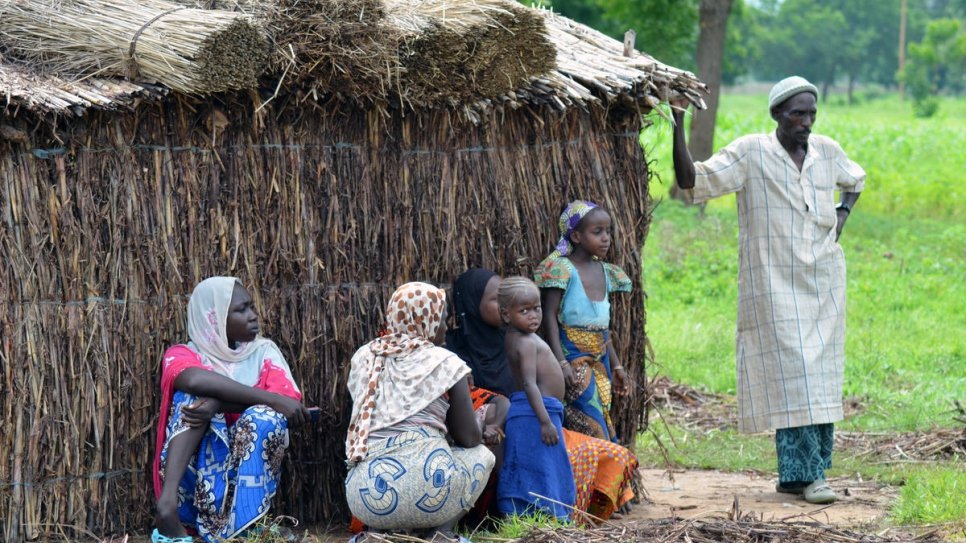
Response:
[803, 479, 837, 504]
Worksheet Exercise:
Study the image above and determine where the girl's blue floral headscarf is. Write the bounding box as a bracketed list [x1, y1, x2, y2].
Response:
[551, 200, 598, 258]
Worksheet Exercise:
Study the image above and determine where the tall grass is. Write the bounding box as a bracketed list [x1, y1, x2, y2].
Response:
[640, 93, 966, 432]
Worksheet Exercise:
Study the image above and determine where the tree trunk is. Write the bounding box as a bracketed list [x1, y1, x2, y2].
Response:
[672, 0, 734, 203]
[688, 0, 734, 162]
[899, 0, 907, 97]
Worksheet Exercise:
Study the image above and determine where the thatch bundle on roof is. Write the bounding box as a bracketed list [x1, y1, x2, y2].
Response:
[0, 0, 269, 94]
[168, 0, 556, 107]
[268, 0, 399, 100]
[385, 0, 556, 105]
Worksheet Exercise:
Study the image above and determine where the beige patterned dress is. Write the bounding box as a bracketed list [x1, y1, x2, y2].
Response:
[683, 132, 866, 433]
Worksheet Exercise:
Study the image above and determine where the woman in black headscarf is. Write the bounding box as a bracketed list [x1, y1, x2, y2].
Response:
[446, 268, 515, 397]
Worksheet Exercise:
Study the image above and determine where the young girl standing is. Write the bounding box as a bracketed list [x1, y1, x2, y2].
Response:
[535, 200, 632, 442]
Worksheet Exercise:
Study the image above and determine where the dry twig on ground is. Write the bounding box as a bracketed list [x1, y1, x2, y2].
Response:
[511, 517, 943, 543]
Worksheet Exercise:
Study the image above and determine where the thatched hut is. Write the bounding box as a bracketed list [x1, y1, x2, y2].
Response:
[0, 2, 704, 540]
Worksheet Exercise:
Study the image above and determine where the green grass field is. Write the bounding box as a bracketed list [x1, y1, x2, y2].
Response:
[638, 92, 966, 526]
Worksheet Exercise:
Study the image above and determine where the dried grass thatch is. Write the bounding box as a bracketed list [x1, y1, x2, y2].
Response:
[0, 0, 269, 94]
[385, 0, 556, 105]
[0, 61, 167, 114]
[1, 2, 705, 117]
[177, 0, 557, 107]
[269, 0, 398, 101]
[0, 91, 653, 540]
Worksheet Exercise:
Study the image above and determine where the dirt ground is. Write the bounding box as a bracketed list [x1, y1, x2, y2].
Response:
[301, 468, 899, 542]
[631, 468, 897, 527]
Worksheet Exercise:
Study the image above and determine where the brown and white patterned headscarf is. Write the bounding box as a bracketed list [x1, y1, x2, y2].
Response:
[345, 282, 470, 465]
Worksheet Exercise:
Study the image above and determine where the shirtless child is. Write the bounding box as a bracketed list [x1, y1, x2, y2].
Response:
[495, 277, 576, 522]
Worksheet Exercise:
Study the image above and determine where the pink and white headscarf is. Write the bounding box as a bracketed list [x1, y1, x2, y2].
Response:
[185, 276, 295, 386]
[345, 282, 469, 465]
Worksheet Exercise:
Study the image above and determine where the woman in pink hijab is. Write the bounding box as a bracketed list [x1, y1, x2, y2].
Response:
[152, 277, 308, 543]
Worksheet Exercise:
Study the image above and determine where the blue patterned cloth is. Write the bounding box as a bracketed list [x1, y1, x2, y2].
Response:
[533, 258, 632, 442]
[159, 391, 289, 542]
[345, 428, 494, 530]
[497, 393, 576, 522]
[776, 423, 834, 484]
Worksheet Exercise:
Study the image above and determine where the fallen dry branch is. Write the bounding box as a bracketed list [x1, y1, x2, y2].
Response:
[511, 518, 943, 543]
[836, 427, 966, 463]
[647, 376, 736, 432]
[0, 0, 268, 94]
[648, 376, 966, 462]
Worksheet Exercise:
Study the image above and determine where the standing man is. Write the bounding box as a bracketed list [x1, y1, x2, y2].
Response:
[671, 76, 865, 504]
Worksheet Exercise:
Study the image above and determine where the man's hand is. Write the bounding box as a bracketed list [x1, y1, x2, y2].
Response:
[182, 397, 220, 428]
[835, 208, 849, 241]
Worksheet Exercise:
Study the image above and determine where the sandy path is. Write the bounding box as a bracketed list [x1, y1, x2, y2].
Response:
[629, 468, 897, 528]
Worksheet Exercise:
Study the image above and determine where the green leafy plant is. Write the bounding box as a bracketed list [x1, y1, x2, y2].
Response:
[899, 18, 966, 118]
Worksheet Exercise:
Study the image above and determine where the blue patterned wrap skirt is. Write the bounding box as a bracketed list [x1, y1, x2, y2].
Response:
[344, 428, 494, 530]
[158, 391, 289, 542]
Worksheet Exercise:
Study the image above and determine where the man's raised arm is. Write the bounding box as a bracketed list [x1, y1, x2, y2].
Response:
[671, 99, 696, 189]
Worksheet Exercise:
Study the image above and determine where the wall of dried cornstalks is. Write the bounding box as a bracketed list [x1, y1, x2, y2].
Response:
[0, 94, 652, 541]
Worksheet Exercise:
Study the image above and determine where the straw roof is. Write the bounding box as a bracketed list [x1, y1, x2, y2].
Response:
[0, 62, 167, 115]
[0, 4, 705, 119]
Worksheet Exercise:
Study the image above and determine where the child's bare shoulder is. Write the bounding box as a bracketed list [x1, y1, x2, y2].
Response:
[505, 331, 539, 354]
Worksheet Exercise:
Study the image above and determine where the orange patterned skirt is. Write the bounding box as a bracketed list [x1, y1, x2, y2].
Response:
[563, 428, 637, 523]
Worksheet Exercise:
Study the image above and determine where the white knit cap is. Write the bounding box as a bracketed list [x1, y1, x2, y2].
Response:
[768, 76, 818, 110]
